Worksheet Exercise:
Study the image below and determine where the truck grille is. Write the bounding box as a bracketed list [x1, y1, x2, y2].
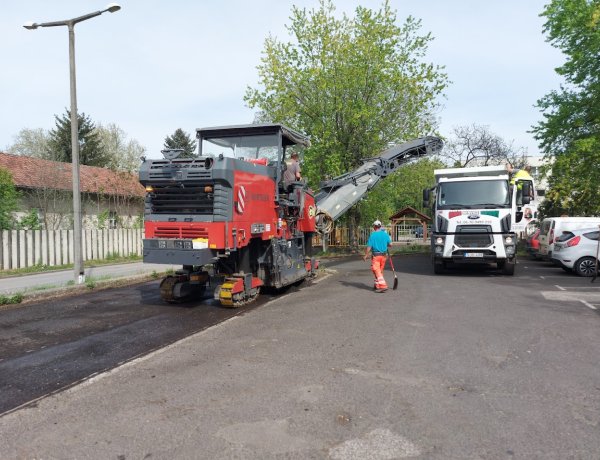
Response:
[153, 226, 209, 239]
[148, 159, 212, 180]
[149, 184, 214, 215]
[454, 225, 493, 248]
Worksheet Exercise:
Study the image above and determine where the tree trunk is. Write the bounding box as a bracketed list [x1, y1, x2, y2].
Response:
[348, 208, 360, 253]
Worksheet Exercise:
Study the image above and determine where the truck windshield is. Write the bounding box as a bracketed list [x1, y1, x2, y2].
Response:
[438, 179, 509, 209]
[201, 134, 279, 162]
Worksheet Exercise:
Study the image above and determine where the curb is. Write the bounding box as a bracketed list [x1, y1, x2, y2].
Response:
[0, 272, 168, 312]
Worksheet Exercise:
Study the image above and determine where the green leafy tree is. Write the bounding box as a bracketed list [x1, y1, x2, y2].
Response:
[245, 0, 448, 237]
[164, 128, 197, 158]
[95, 123, 146, 172]
[532, 0, 600, 216]
[47, 110, 108, 167]
[0, 168, 19, 230]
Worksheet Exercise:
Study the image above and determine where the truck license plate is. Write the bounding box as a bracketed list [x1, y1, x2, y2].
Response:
[464, 252, 483, 258]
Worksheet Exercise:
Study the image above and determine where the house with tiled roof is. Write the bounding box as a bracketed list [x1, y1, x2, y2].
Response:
[0, 152, 145, 229]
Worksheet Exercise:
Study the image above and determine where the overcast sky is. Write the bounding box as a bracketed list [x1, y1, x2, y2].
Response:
[1, 1, 564, 159]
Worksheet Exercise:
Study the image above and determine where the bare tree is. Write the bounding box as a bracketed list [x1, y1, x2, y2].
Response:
[28, 162, 73, 229]
[95, 123, 146, 173]
[6, 128, 52, 159]
[442, 124, 526, 168]
[9, 123, 145, 174]
[86, 171, 144, 228]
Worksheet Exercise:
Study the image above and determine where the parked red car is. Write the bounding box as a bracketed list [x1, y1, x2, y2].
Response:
[526, 228, 541, 259]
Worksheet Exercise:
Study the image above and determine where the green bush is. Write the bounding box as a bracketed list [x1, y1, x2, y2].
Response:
[0, 293, 23, 305]
[85, 278, 97, 289]
[18, 209, 42, 230]
[97, 210, 110, 229]
[134, 214, 144, 229]
[0, 168, 19, 230]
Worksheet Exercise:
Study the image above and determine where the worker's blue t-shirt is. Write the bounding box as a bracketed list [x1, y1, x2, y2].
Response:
[367, 229, 391, 254]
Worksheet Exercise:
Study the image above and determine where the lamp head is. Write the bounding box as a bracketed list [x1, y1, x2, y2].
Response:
[23, 21, 38, 30]
[106, 3, 121, 13]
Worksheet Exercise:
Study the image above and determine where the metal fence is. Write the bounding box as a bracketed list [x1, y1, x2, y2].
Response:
[0, 229, 143, 270]
[313, 225, 428, 248]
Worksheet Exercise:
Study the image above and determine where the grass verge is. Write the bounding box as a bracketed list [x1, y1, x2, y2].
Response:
[0, 270, 172, 311]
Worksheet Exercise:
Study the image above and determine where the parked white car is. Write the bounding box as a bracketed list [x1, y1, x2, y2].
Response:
[538, 216, 600, 260]
[552, 227, 600, 276]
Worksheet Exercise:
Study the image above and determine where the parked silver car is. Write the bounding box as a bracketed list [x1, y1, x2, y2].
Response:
[552, 227, 600, 276]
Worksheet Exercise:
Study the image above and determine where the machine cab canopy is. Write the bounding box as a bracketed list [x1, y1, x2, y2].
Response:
[196, 123, 310, 163]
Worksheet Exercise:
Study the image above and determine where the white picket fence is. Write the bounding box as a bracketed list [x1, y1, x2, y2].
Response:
[0, 229, 143, 271]
[0, 225, 428, 271]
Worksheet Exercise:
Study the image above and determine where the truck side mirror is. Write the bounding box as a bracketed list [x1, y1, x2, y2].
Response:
[521, 181, 532, 205]
[422, 188, 430, 208]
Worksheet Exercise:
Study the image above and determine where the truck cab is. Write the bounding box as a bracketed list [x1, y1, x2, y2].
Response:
[423, 165, 535, 275]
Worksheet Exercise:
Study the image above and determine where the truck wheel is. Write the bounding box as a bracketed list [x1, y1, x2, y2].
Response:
[500, 259, 515, 276]
[574, 257, 597, 277]
[433, 261, 444, 274]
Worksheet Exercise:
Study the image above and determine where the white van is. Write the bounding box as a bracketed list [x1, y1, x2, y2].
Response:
[538, 217, 600, 259]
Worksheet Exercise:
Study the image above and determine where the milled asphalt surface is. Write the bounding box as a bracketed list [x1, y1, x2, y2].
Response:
[1, 254, 600, 459]
[0, 281, 260, 416]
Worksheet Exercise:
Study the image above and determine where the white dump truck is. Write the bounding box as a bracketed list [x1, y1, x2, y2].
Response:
[423, 165, 536, 275]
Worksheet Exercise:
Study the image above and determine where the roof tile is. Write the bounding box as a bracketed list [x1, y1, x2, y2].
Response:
[0, 152, 144, 198]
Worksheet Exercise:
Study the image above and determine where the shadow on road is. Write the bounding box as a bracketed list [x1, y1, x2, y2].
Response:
[338, 279, 373, 292]
[389, 253, 506, 278]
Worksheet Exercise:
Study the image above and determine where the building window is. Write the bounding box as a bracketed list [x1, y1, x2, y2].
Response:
[109, 211, 118, 229]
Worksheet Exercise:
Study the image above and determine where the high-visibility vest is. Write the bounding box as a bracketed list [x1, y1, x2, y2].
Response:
[510, 169, 533, 185]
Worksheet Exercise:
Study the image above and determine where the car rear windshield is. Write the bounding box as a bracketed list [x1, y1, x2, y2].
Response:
[556, 231, 575, 242]
[541, 220, 552, 232]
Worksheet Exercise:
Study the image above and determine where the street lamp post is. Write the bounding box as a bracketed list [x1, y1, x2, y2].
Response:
[24, 3, 121, 284]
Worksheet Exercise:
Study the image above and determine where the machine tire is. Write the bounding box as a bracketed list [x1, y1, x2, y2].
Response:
[159, 276, 182, 303]
[574, 256, 597, 277]
[500, 259, 515, 276]
[433, 261, 445, 274]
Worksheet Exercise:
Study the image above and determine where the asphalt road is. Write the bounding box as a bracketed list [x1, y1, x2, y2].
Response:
[1, 254, 599, 459]
[0, 280, 282, 415]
